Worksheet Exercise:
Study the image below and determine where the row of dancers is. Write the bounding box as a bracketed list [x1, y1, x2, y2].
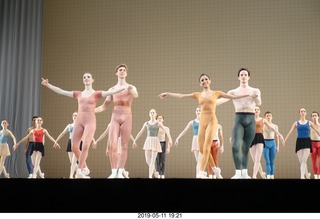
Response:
[1, 65, 320, 179]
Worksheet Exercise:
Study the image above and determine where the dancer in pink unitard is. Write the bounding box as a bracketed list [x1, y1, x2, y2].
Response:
[41, 73, 126, 178]
[95, 64, 138, 179]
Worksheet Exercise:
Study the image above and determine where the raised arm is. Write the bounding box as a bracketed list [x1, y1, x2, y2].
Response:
[175, 121, 193, 146]
[158, 92, 193, 99]
[41, 78, 73, 97]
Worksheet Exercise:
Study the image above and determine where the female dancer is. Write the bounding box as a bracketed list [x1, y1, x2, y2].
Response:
[174, 106, 202, 178]
[0, 120, 17, 178]
[284, 108, 320, 179]
[159, 73, 251, 178]
[95, 64, 138, 179]
[250, 106, 284, 179]
[41, 73, 126, 178]
[14, 117, 60, 178]
[54, 112, 84, 179]
[132, 109, 172, 178]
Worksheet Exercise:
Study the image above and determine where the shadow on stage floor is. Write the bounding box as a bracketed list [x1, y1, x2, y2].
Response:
[1, 178, 319, 213]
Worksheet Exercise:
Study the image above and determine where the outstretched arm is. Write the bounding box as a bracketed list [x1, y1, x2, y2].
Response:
[93, 124, 110, 148]
[218, 126, 224, 153]
[132, 123, 147, 148]
[95, 96, 112, 113]
[174, 121, 192, 146]
[14, 132, 33, 151]
[101, 85, 128, 98]
[8, 130, 17, 146]
[44, 129, 60, 149]
[41, 78, 73, 97]
[158, 92, 193, 99]
[220, 92, 250, 100]
[54, 125, 69, 147]
[284, 122, 297, 146]
[264, 120, 284, 145]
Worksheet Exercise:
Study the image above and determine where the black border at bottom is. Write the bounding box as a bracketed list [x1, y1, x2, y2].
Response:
[2, 178, 318, 213]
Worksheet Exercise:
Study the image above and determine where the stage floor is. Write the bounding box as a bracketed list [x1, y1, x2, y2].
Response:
[1, 178, 319, 213]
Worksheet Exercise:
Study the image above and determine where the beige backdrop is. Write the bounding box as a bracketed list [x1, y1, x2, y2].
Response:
[40, 0, 320, 179]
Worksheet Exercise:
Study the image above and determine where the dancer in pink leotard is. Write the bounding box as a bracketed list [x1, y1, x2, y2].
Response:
[41, 73, 126, 178]
[95, 64, 138, 179]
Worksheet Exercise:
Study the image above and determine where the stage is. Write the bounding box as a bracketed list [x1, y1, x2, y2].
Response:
[1, 178, 319, 213]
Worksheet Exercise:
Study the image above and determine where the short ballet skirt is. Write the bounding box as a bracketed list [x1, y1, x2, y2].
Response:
[250, 133, 265, 148]
[143, 136, 162, 152]
[31, 142, 45, 157]
[295, 138, 312, 153]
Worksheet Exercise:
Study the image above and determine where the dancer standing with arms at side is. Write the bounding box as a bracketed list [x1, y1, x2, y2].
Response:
[0, 120, 17, 178]
[217, 68, 261, 179]
[284, 108, 320, 179]
[159, 73, 251, 178]
[263, 111, 281, 179]
[54, 112, 82, 179]
[95, 64, 138, 179]
[175, 107, 202, 178]
[41, 73, 126, 178]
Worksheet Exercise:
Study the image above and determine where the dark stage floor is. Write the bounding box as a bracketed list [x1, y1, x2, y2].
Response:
[1, 178, 319, 213]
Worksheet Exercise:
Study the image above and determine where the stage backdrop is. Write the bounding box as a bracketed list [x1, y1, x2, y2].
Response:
[36, 0, 320, 179]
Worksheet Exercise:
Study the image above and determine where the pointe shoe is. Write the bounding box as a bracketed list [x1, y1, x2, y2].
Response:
[82, 167, 90, 176]
[76, 170, 90, 179]
[154, 171, 160, 178]
[123, 170, 130, 179]
[212, 167, 222, 179]
[4, 173, 10, 178]
[260, 172, 267, 179]
[39, 173, 45, 179]
[305, 173, 310, 179]
[199, 171, 209, 179]
[208, 174, 213, 179]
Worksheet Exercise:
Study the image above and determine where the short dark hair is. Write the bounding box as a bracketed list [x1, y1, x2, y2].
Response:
[32, 116, 39, 120]
[238, 68, 250, 77]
